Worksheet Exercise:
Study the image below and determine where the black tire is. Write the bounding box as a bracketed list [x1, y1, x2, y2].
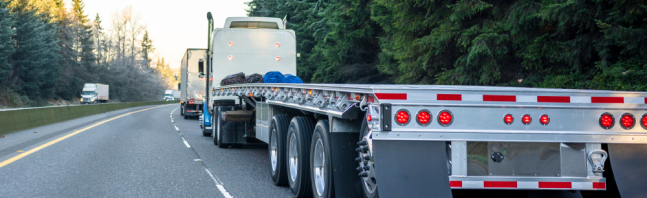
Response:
[202, 127, 210, 137]
[269, 114, 290, 186]
[359, 114, 379, 198]
[310, 120, 334, 198]
[180, 105, 185, 116]
[212, 108, 219, 145]
[217, 107, 229, 148]
[286, 116, 315, 198]
[184, 115, 188, 119]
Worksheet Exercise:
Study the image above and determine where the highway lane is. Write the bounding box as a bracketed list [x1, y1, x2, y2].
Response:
[0, 103, 588, 198]
[0, 104, 290, 198]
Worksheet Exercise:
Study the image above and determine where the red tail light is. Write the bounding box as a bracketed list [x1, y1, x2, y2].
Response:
[522, 114, 531, 125]
[599, 113, 614, 129]
[228, 55, 233, 60]
[396, 110, 410, 125]
[620, 113, 635, 129]
[504, 114, 514, 125]
[276, 56, 281, 61]
[438, 110, 453, 126]
[228, 41, 233, 46]
[366, 115, 372, 122]
[642, 114, 647, 129]
[540, 115, 550, 125]
[417, 110, 431, 125]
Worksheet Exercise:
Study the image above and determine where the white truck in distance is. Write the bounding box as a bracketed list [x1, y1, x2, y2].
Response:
[80, 83, 109, 104]
[164, 90, 179, 101]
[204, 16, 647, 198]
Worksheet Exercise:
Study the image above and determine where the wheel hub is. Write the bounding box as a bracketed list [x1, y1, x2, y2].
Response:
[271, 129, 278, 172]
[288, 133, 298, 182]
[313, 139, 325, 196]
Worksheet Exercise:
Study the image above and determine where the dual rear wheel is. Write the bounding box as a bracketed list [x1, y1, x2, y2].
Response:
[269, 115, 336, 198]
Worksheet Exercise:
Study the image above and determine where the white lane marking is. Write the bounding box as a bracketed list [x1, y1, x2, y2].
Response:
[182, 137, 191, 148]
[174, 126, 179, 131]
[205, 168, 233, 198]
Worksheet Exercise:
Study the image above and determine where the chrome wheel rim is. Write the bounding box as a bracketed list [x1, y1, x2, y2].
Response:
[313, 139, 325, 196]
[270, 129, 278, 172]
[288, 133, 298, 182]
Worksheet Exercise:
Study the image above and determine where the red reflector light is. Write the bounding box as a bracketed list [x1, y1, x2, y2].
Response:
[228, 41, 233, 46]
[641, 114, 647, 129]
[366, 115, 372, 122]
[504, 114, 514, 125]
[396, 110, 410, 125]
[620, 113, 635, 129]
[275, 43, 280, 47]
[276, 56, 281, 61]
[228, 55, 233, 60]
[540, 115, 550, 125]
[599, 113, 614, 129]
[522, 114, 531, 125]
[417, 111, 431, 125]
[438, 110, 453, 126]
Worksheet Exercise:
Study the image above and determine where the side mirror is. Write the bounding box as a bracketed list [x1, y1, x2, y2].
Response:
[198, 59, 205, 77]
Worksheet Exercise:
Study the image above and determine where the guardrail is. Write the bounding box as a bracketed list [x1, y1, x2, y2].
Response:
[0, 101, 178, 136]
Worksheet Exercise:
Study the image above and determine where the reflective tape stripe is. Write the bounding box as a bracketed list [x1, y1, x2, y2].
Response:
[374, 93, 407, 100]
[449, 180, 605, 190]
[423, 94, 647, 104]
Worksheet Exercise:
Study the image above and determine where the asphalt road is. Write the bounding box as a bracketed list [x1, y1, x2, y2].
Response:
[0, 104, 590, 198]
[0, 104, 292, 198]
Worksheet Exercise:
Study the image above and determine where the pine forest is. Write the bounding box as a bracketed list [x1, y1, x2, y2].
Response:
[0, 0, 174, 108]
[246, 0, 647, 90]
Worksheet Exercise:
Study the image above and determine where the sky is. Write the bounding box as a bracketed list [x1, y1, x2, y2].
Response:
[71, 0, 251, 69]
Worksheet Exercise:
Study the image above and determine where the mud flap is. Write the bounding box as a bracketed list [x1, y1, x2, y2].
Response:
[372, 140, 452, 198]
[608, 144, 647, 198]
[330, 132, 363, 198]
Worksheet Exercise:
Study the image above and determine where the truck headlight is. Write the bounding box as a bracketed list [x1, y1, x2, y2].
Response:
[80, 98, 83, 101]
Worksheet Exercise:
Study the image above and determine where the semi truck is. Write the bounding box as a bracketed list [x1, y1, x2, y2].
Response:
[203, 16, 647, 198]
[180, 48, 207, 119]
[80, 83, 109, 104]
[164, 90, 179, 101]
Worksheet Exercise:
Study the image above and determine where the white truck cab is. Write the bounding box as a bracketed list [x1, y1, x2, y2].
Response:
[80, 83, 109, 104]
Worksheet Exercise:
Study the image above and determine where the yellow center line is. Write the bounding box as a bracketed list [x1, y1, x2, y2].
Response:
[0, 105, 167, 168]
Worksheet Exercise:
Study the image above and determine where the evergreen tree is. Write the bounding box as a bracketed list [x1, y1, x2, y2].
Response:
[141, 30, 154, 66]
[10, 0, 61, 100]
[0, 0, 16, 85]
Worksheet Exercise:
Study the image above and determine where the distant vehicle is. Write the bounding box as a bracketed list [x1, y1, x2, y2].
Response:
[180, 48, 207, 119]
[80, 83, 109, 104]
[164, 90, 179, 101]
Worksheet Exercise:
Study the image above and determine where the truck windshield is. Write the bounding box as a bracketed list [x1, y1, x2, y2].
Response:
[165, 94, 172, 97]
[83, 91, 94, 95]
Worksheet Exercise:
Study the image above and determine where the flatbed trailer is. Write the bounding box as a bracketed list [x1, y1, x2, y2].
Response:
[210, 83, 647, 198]
[201, 16, 647, 198]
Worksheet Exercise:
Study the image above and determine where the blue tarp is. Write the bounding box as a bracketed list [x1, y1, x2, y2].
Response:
[263, 71, 285, 83]
[282, 74, 303, 83]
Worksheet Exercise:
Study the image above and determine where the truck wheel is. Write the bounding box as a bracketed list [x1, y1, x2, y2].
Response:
[310, 120, 334, 198]
[184, 115, 188, 119]
[202, 127, 210, 137]
[287, 116, 315, 198]
[358, 115, 378, 198]
[269, 114, 290, 186]
[217, 107, 229, 148]
[212, 108, 219, 145]
[180, 105, 185, 116]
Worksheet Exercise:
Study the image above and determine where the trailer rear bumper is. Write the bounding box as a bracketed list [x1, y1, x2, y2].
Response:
[449, 176, 605, 190]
